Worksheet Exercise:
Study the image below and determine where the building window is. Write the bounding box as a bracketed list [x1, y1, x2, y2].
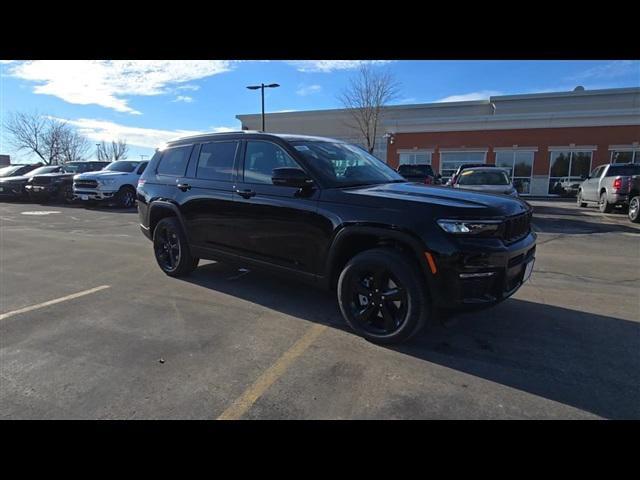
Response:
[611, 149, 640, 164]
[439, 151, 486, 183]
[548, 150, 592, 195]
[399, 151, 432, 166]
[495, 150, 534, 195]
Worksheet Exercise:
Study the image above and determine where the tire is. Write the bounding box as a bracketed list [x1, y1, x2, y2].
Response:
[576, 190, 587, 208]
[153, 217, 199, 277]
[337, 248, 429, 345]
[599, 192, 613, 213]
[115, 185, 136, 209]
[628, 196, 640, 223]
[61, 185, 75, 204]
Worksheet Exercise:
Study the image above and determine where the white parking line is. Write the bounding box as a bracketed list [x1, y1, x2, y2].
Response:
[0, 285, 111, 321]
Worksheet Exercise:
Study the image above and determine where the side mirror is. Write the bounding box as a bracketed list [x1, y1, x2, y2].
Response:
[272, 167, 314, 188]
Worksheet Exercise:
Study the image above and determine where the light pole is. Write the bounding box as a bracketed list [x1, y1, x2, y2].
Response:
[96, 143, 101, 161]
[246, 83, 280, 132]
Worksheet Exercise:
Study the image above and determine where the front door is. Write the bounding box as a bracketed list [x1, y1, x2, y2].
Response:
[582, 166, 603, 201]
[231, 139, 328, 275]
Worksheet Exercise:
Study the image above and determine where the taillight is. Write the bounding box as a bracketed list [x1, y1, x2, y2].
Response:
[613, 178, 623, 190]
[425, 177, 432, 185]
[137, 179, 146, 188]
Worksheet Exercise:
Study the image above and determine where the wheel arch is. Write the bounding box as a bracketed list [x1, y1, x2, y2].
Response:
[148, 200, 190, 242]
[324, 225, 432, 292]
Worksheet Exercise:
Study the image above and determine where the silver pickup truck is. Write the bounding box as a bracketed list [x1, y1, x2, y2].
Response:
[577, 163, 640, 219]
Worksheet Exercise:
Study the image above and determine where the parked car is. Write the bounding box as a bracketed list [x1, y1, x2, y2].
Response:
[73, 160, 148, 208]
[396, 164, 441, 185]
[26, 161, 110, 203]
[0, 165, 63, 200]
[0, 163, 42, 179]
[137, 132, 536, 344]
[450, 167, 518, 197]
[446, 163, 491, 186]
[626, 175, 640, 223]
[556, 176, 585, 197]
[577, 163, 640, 213]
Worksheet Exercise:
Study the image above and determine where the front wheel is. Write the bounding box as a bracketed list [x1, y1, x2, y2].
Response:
[153, 217, 199, 277]
[337, 248, 429, 344]
[115, 186, 136, 208]
[599, 192, 613, 213]
[629, 196, 640, 223]
[576, 191, 587, 207]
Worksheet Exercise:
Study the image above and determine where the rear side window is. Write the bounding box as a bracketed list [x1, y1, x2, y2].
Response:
[606, 165, 640, 177]
[196, 141, 238, 181]
[157, 146, 191, 176]
[137, 163, 148, 175]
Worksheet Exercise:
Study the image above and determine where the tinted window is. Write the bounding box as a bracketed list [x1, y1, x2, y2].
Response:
[0, 166, 23, 177]
[157, 146, 191, 176]
[26, 166, 61, 177]
[244, 141, 299, 184]
[104, 161, 140, 173]
[606, 164, 640, 177]
[196, 141, 238, 181]
[137, 162, 148, 174]
[398, 164, 434, 177]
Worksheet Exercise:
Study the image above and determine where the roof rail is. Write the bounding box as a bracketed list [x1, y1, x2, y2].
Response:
[166, 130, 263, 144]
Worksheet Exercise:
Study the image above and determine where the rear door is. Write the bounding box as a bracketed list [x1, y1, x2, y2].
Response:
[231, 139, 326, 274]
[179, 140, 240, 250]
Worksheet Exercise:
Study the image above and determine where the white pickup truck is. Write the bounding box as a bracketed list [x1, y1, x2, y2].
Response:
[73, 160, 148, 208]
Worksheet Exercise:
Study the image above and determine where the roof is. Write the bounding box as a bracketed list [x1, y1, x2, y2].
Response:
[165, 131, 345, 146]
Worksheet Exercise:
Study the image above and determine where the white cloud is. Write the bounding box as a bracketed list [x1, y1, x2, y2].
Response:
[435, 90, 503, 103]
[7, 60, 233, 114]
[296, 84, 322, 96]
[52, 118, 236, 150]
[569, 61, 638, 81]
[176, 84, 200, 91]
[288, 60, 391, 73]
[173, 95, 194, 103]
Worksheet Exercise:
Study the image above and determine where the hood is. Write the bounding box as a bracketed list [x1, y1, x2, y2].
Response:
[35, 172, 74, 179]
[340, 182, 529, 218]
[74, 171, 128, 180]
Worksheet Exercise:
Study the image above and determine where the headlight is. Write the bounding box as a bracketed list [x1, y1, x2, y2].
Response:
[98, 179, 115, 186]
[437, 219, 501, 235]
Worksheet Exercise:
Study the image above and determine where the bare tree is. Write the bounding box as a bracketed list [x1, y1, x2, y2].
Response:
[338, 64, 400, 154]
[4, 112, 91, 164]
[96, 140, 129, 161]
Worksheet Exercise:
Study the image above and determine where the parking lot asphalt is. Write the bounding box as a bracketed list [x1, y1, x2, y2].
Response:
[1, 199, 639, 419]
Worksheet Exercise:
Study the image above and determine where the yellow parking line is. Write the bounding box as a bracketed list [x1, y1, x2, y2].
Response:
[217, 323, 327, 420]
[0, 285, 111, 321]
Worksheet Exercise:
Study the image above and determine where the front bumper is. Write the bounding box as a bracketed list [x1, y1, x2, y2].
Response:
[608, 193, 628, 205]
[429, 232, 537, 309]
[0, 184, 26, 198]
[25, 184, 60, 199]
[73, 188, 117, 201]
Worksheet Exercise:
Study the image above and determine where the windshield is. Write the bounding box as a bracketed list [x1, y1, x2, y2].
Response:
[104, 161, 140, 173]
[61, 163, 100, 174]
[26, 166, 59, 177]
[398, 164, 434, 177]
[290, 141, 404, 187]
[458, 170, 510, 186]
[0, 166, 22, 177]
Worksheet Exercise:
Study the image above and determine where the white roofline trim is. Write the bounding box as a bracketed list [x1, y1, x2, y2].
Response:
[493, 146, 539, 152]
[397, 148, 435, 154]
[548, 145, 597, 151]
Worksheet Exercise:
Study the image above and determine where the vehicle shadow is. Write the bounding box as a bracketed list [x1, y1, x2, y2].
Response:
[182, 261, 640, 419]
[533, 216, 639, 235]
[6, 199, 138, 214]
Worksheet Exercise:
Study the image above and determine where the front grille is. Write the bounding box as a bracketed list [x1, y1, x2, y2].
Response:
[31, 176, 53, 186]
[74, 180, 98, 189]
[501, 211, 532, 244]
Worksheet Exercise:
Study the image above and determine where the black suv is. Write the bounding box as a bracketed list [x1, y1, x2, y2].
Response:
[138, 132, 536, 344]
[26, 161, 110, 203]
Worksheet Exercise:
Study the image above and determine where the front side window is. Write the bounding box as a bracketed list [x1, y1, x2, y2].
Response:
[197, 141, 238, 182]
[157, 146, 191, 176]
[291, 141, 404, 187]
[244, 141, 299, 184]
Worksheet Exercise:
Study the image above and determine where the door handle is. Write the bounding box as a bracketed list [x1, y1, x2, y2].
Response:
[235, 189, 256, 199]
[177, 183, 191, 192]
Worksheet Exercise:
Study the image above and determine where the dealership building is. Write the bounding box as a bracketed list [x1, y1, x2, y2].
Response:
[237, 86, 640, 196]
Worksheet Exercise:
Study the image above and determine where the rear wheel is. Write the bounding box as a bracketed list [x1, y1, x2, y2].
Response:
[115, 185, 136, 208]
[576, 190, 587, 207]
[599, 192, 613, 213]
[628, 196, 640, 223]
[337, 248, 428, 344]
[153, 217, 199, 277]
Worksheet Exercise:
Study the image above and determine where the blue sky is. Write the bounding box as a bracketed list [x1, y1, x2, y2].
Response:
[1, 60, 639, 162]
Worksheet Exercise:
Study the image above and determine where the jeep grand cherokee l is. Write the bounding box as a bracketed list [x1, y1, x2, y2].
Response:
[137, 132, 536, 344]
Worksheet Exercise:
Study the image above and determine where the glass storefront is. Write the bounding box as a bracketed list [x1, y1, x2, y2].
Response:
[611, 150, 640, 164]
[495, 150, 534, 195]
[439, 151, 486, 183]
[548, 150, 592, 195]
